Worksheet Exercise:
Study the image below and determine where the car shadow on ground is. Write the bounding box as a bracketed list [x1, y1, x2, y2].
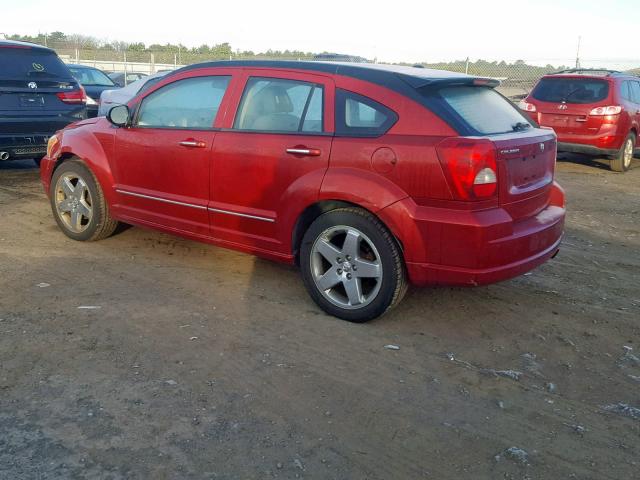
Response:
[0, 159, 39, 171]
[556, 151, 640, 172]
[556, 152, 613, 171]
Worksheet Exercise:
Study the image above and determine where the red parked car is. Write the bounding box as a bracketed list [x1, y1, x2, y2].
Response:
[519, 69, 640, 172]
[41, 61, 565, 322]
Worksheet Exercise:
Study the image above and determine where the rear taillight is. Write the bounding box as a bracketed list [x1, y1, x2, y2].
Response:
[436, 138, 498, 201]
[518, 100, 537, 112]
[56, 86, 87, 104]
[589, 105, 622, 116]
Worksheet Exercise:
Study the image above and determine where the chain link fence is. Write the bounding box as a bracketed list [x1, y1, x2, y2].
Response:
[26, 40, 640, 101]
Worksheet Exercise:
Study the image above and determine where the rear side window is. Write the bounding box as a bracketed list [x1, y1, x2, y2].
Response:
[630, 82, 640, 104]
[438, 86, 531, 135]
[531, 78, 609, 104]
[137, 76, 230, 129]
[234, 77, 324, 133]
[335, 90, 398, 137]
[0, 47, 73, 80]
[620, 81, 631, 101]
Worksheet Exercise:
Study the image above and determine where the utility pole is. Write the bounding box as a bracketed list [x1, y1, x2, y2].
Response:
[575, 36, 581, 69]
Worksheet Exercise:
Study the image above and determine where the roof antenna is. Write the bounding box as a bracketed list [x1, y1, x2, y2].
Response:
[575, 36, 581, 69]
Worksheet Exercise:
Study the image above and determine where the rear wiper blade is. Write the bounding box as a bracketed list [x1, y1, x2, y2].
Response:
[512, 122, 531, 131]
[562, 87, 583, 102]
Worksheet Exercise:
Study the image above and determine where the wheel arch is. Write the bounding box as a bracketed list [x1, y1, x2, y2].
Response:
[291, 199, 405, 264]
[47, 131, 117, 206]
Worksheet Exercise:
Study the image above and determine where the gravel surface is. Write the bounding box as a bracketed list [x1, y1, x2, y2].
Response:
[1, 155, 639, 479]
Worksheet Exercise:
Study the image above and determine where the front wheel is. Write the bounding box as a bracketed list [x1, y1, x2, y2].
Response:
[49, 158, 119, 241]
[610, 133, 635, 172]
[300, 208, 407, 322]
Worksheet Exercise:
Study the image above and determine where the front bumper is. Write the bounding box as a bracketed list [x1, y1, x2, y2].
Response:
[379, 182, 566, 287]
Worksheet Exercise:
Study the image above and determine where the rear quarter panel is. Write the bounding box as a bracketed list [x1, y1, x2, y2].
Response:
[320, 75, 458, 238]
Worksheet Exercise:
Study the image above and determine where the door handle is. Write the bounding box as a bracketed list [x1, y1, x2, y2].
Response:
[286, 147, 321, 157]
[179, 139, 207, 148]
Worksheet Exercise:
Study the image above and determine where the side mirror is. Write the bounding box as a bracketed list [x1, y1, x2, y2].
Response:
[107, 105, 130, 127]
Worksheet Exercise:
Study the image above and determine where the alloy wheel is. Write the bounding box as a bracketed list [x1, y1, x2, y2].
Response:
[310, 225, 383, 309]
[54, 173, 93, 233]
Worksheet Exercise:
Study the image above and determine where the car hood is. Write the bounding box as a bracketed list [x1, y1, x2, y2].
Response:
[100, 88, 134, 105]
[62, 116, 102, 131]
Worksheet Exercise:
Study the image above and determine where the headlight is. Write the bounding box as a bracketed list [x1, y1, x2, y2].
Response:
[46, 135, 59, 158]
[86, 95, 98, 106]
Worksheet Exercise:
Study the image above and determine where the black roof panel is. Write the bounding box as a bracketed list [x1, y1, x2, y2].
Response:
[0, 39, 54, 52]
[176, 60, 482, 89]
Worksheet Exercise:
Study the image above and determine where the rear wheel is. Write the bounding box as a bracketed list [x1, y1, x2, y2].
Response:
[50, 158, 119, 241]
[300, 208, 407, 322]
[611, 133, 635, 172]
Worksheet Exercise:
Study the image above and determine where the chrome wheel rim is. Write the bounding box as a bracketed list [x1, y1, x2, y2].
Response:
[54, 173, 93, 233]
[310, 225, 383, 310]
[623, 139, 633, 168]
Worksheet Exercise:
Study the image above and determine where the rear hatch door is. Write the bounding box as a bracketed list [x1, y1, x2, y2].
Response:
[0, 45, 81, 133]
[530, 76, 611, 135]
[489, 129, 557, 220]
[427, 84, 557, 220]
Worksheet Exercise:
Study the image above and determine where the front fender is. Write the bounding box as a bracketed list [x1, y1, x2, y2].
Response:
[42, 121, 116, 205]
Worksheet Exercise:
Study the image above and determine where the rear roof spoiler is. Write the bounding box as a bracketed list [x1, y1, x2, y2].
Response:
[398, 74, 501, 89]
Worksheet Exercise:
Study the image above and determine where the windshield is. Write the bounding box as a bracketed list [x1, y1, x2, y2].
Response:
[531, 78, 609, 104]
[69, 67, 115, 87]
[0, 47, 74, 80]
[436, 86, 532, 135]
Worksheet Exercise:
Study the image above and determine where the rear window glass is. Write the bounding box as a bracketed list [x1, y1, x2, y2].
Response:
[0, 47, 73, 80]
[68, 67, 114, 87]
[531, 78, 609, 104]
[437, 86, 531, 135]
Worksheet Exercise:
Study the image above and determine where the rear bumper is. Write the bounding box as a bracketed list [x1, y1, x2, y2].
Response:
[0, 134, 49, 160]
[406, 234, 562, 286]
[0, 113, 85, 160]
[553, 127, 625, 154]
[379, 182, 566, 287]
[86, 105, 99, 118]
[557, 142, 619, 156]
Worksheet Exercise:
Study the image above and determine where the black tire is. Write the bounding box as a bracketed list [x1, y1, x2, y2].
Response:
[49, 158, 119, 241]
[300, 207, 407, 322]
[611, 132, 635, 172]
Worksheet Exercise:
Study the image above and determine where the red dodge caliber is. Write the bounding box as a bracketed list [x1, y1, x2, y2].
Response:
[41, 61, 565, 322]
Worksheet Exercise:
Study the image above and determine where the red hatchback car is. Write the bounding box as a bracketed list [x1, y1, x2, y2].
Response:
[41, 61, 565, 322]
[519, 69, 640, 172]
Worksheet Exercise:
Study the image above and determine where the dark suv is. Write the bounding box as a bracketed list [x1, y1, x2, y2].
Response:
[0, 40, 87, 164]
[520, 69, 640, 172]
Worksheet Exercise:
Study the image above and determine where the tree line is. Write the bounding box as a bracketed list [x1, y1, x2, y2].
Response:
[5, 31, 317, 59]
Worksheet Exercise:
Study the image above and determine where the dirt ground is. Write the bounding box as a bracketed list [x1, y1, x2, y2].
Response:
[0, 154, 638, 480]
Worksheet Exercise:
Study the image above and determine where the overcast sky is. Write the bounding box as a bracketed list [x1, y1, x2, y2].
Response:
[2, 0, 638, 65]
